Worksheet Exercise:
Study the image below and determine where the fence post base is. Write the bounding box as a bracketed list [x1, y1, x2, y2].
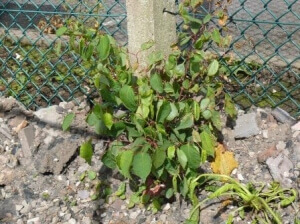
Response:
[126, 0, 177, 75]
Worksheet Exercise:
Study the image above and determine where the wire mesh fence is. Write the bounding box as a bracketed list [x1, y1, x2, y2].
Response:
[0, 0, 299, 117]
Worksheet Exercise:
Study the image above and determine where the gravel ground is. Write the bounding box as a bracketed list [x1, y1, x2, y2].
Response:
[0, 96, 299, 224]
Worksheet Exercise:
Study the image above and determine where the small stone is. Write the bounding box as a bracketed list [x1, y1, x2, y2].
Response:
[71, 206, 80, 214]
[16, 204, 24, 211]
[234, 113, 260, 139]
[163, 203, 171, 211]
[100, 212, 107, 218]
[276, 141, 286, 151]
[61, 206, 68, 212]
[82, 217, 92, 224]
[20, 203, 31, 214]
[291, 121, 300, 131]
[262, 130, 268, 139]
[160, 214, 167, 222]
[237, 173, 244, 181]
[34, 105, 65, 125]
[266, 154, 294, 187]
[249, 151, 255, 157]
[18, 125, 36, 158]
[293, 143, 300, 161]
[26, 217, 40, 224]
[65, 213, 72, 220]
[130, 210, 141, 219]
[292, 131, 300, 139]
[17, 219, 24, 224]
[77, 190, 90, 200]
[271, 108, 296, 124]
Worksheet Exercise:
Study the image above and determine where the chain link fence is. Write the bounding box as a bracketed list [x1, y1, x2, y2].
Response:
[0, 0, 299, 117]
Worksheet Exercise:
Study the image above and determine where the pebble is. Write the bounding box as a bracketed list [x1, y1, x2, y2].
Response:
[129, 210, 140, 219]
[68, 218, 77, 224]
[27, 217, 40, 224]
[237, 173, 244, 181]
[16, 204, 24, 211]
[163, 203, 171, 211]
[82, 217, 92, 224]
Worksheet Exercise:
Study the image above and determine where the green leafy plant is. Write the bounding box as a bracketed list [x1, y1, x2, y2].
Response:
[60, 1, 296, 223]
[188, 174, 297, 224]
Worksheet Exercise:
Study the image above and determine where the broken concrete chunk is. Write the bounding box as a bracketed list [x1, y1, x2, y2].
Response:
[34, 137, 80, 175]
[234, 112, 260, 139]
[33, 105, 65, 126]
[266, 153, 294, 188]
[271, 107, 296, 125]
[18, 125, 36, 158]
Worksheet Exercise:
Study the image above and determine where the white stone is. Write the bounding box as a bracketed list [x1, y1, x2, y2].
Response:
[276, 141, 286, 151]
[292, 121, 300, 131]
[262, 130, 268, 139]
[163, 203, 171, 211]
[68, 218, 77, 224]
[17, 219, 24, 224]
[82, 217, 92, 224]
[237, 173, 244, 181]
[129, 210, 140, 219]
[26, 217, 40, 224]
[16, 204, 24, 211]
[292, 131, 300, 138]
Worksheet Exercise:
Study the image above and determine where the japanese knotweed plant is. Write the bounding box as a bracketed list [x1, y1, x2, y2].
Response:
[60, 0, 237, 222]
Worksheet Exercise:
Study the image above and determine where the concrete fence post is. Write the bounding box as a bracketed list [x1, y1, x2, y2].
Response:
[126, 0, 177, 74]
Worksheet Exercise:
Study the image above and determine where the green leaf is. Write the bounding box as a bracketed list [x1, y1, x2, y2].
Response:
[88, 171, 97, 180]
[175, 113, 194, 130]
[167, 145, 176, 159]
[119, 85, 137, 111]
[156, 101, 171, 123]
[192, 130, 201, 143]
[62, 113, 75, 131]
[97, 34, 111, 60]
[152, 148, 166, 169]
[79, 172, 86, 181]
[192, 102, 200, 121]
[102, 150, 116, 169]
[225, 94, 237, 118]
[200, 98, 210, 111]
[56, 26, 67, 37]
[200, 129, 215, 157]
[177, 149, 187, 169]
[102, 112, 113, 130]
[150, 73, 164, 93]
[80, 140, 93, 165]
[202, 110, 212, 120]
[141, 40, 155, 51]
[180, 144, 201, 169]
[117, 150, 134, 179]
[115, 182, 126, 197]
[203, 14, 212, 24]
[167, 103, 179, 121]
[211, 29, 221, 44]
[207, 60, 219, 76]
[132, 153, 152, 182]
[136, 105, 150, 119]
[165, 188, 174, 199]
[211, 111, 222, 130]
